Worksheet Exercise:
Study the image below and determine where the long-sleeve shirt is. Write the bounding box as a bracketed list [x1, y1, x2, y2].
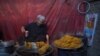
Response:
[25, 22, 47, 42]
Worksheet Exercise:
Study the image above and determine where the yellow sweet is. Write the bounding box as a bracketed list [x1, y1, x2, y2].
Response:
[24, 41, 32, 49]
[35, 41, 49, 55]
[36, 41, 45, 48]
[54, 35, 82, 49]
[38, 44, 49, 55]
[54, 40, 62, 47]
[72, 37, 81, 44]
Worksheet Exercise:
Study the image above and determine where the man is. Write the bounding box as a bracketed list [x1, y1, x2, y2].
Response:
[21, 15, 48, 42]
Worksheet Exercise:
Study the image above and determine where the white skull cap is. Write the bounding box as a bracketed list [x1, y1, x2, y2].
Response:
[37, 14, 45, 20]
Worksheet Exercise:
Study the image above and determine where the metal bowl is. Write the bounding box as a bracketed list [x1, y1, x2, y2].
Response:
[16, 45, 53, 56]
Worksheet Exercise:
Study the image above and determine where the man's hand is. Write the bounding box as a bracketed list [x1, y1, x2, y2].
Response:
[21, 26, 26, 33]
[46, 34, 49, 44]
[25, 31, 29, 37]
[21, 26, 29, 37]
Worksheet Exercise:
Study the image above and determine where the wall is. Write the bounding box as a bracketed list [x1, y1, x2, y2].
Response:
[88, 1, 100, 56]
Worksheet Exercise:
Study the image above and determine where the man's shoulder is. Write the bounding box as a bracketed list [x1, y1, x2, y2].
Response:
[25, 22, 35, 27]
[28, 22, 36, 25]
[41, 24, 47, 28]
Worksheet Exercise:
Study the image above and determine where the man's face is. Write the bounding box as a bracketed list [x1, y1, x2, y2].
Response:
[36, 18, 45, 25]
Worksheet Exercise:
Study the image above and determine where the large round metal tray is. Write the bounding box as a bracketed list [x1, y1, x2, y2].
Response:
[17, 46, 37, 52]
[16, 45, 53, 56]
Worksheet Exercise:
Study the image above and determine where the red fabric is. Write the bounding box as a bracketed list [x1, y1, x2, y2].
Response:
[0, 0, 85, 41]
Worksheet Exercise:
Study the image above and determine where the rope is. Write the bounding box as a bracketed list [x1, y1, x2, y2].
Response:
[77, 1, 90, 14]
